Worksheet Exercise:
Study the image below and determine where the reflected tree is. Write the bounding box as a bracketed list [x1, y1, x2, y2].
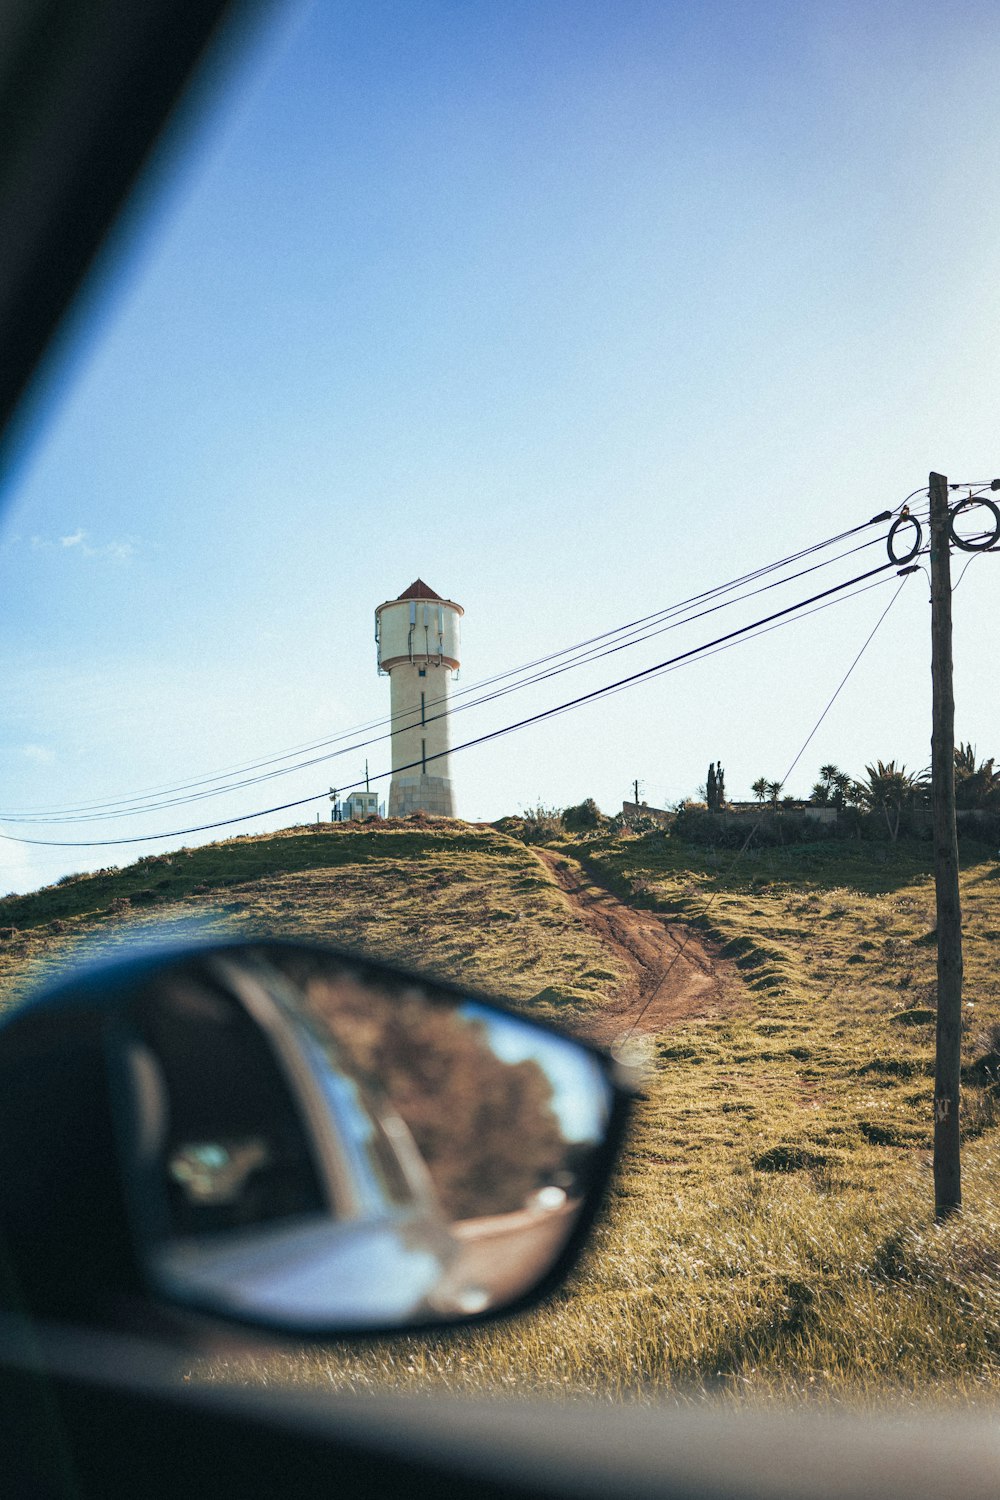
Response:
[301, 974, 569, 1221]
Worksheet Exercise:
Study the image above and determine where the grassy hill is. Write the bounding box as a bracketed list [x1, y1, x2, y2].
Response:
[1, 820, 998, 1406]
[0, 821, 629, 1027]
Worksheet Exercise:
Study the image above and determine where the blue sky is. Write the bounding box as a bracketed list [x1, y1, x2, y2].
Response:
[2, 0, 998, 894]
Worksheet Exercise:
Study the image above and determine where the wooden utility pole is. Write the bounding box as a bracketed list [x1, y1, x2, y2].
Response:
[929, 471, 963, 1219]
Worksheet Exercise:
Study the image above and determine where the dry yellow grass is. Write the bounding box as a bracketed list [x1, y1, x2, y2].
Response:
[0, 823, 628, 1025]
[2, 823, 998, 1407]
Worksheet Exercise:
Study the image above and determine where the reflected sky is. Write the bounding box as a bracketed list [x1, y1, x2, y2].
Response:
[460, 1002, 609, 1143]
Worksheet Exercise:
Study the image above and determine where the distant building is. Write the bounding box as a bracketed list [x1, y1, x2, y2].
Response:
[727, 800, 838, 825]
[339, 790, 384, 821]
[621, 800, 673, 828]
[375, 578, 463, 817]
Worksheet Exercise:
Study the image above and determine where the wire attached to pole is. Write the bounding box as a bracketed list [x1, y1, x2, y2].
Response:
[1, 506, 910, 824]
[0, 558, 901, 849]
[613, 572, 914, 1050]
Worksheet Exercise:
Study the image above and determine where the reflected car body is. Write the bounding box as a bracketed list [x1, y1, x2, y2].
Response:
[150, 1024, 466, 1328]
[0, 936, 611, 1334]
[116, 945, 484, 1329]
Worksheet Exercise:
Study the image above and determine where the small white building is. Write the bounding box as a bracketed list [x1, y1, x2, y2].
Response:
[338, 790, 384, 821]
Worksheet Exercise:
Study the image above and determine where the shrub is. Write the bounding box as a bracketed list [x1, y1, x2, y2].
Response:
[520, 805, 564, 843]
[561, 798, 606, 832]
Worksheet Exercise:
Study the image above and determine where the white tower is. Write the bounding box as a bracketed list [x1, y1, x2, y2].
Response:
[375, 579, 463, 817]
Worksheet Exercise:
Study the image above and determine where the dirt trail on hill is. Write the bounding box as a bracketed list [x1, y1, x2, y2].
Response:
[533, 849, 736, 1045]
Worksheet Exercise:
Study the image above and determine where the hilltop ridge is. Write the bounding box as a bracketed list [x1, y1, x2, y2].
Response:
[0, 820, 633, 1028]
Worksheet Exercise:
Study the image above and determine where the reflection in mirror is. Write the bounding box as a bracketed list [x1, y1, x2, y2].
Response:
[118, 944, 618, 1333]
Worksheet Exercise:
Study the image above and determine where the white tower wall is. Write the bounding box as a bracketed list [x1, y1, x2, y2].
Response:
[376, 598, 460, 672]
[375, 583, 463, 818]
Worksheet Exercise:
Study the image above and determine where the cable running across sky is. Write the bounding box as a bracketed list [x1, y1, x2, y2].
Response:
[1, 531, 894, 826]
[0, 554, 908, 849]
[1, 504, 917, 825]
[614, 570, 915, 1047]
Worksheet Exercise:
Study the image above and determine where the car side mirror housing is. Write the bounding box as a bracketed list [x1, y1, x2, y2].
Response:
[0, 940, 631, 1339]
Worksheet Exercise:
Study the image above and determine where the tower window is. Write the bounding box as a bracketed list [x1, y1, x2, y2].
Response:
[421, 738, 427, 772]
[420, 692, 426, 725]
[418, 667, 426, 677]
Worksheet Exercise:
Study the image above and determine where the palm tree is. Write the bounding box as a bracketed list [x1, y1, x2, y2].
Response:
[858, 760, 925, 841]
[811, 764, 854, 810]
[751, 777, 769, 804]
[954, 743, 1000, 810]
[765, 780, 784, 806]
[836, 772, 857, 808]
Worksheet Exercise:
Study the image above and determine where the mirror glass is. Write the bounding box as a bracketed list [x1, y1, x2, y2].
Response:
[116, 944, 617, 1332]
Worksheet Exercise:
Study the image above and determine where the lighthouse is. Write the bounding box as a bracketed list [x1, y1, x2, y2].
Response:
[375, 579, 463, 817]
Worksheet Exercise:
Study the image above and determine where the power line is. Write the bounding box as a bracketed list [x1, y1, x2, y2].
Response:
[3, 524, 898, 826]
[615, 570, 914, 1045]
[0, 555, 902, 849]
[3, 506, 906, 821]
[1, 530, 889, 825]
[590, 572, 896, 706]
[15, 492, 953, 825]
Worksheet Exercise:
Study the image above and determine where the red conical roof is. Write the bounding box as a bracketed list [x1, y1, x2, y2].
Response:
[397, 578, 443, 601]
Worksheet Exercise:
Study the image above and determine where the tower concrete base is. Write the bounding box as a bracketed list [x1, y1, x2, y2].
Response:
[388, 774, 454, 818]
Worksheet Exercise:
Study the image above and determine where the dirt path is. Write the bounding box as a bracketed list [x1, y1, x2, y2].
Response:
[533, 849, 737, 1046]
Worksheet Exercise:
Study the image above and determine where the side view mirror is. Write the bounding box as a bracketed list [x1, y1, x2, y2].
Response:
[0, 940, 631, 1338]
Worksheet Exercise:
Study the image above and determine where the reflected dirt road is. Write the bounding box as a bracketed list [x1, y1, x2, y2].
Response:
[450, 1200, 578, 1307]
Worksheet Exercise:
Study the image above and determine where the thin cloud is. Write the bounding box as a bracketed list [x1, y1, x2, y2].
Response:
[21, 744, 56, 765]
[23, 531, 137, 562]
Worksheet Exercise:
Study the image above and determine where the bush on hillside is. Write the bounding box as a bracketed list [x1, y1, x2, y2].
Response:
[673, 806, 835, 849]
[520, 805, 564, 843]
[957, 809, 1000, 845]
[561, 798, 607, 832]
[668, 802, 1000, 849]
[492, 809, 563, 844]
